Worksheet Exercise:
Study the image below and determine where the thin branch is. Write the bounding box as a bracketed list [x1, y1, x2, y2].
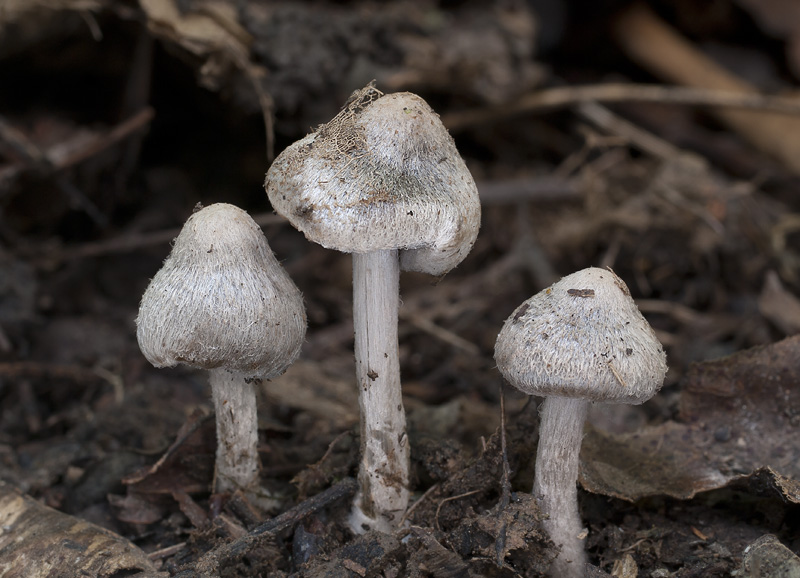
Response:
[398, 482, 440, 527]
[173, 477, 357, 577]
[435, 489, 483, 531]
[20, 212, 285, 264]
[442, 83, 800, 132]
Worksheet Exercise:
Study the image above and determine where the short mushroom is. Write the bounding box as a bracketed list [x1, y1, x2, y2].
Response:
[136, 203, 306, 497]
[494, 267, 667, 578]
[265, 83, 480, 532]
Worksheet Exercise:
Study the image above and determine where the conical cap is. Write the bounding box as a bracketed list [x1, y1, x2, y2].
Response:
[136, 203, 306, 379]
[495, 267, 667, 404]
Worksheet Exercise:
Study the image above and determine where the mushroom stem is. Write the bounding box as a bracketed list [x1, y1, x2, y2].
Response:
[348, 249, 410, 533]
[534, 396, 589, 578]
[209, 368, 260, 493]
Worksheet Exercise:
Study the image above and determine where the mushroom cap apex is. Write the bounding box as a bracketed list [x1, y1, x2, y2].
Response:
[494, 267, 667, 404]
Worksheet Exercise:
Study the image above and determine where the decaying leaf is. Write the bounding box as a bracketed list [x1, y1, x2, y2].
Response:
[138, 0, 252, 62]
[0, 480, 163, 577]
[580, 335, 800, 502]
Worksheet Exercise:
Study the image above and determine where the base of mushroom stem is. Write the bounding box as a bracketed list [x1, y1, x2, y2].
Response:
[244, 486, 283, 513]
[346, 497, 399, 535]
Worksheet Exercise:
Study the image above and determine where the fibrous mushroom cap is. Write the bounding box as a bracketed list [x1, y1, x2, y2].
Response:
[136, 203, 306, 379]
[264, 84, 481, 276]
[494, 267, 667, 404]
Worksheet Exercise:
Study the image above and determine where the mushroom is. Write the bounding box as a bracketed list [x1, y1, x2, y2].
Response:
[264, 83, 480, 532]
[136, 203, 306, 496]
[494, 267, 667, 577]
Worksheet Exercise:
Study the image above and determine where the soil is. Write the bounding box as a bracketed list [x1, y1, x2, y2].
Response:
[1, 1, 799, 577]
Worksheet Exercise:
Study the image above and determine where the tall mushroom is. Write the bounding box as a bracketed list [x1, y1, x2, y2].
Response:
[494, 267, 667, 578]
[136, 203, 306, 496]
[265, 84, 480, 532]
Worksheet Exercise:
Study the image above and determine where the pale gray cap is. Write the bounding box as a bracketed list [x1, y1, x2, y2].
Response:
[264, 84, 481, 276]
[494, 267, 667, 404]
[136, 203, 307, 379]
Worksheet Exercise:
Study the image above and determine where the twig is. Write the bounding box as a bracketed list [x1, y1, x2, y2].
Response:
[22, 212, 285, 264]
[435, 489, 483, 531]
[576, 101, 682, 160]
[123, 412, 215, 484]
[398, 482, 440, 527]
[0, 116, 49, 166]
[0, 361, 108, 384]
[607, 361, 629, 389]
[442, 82, 800, 132]
[0, 108, 155, 227]
[174, 477, 357, 577]
[495, 383, 513, 568]
[0, 324, 11, 353]
[117, 31, 155, 192]
[147, 542, 187, 561]
[476, 177, 580, 205]
[635, 299, 703, 325]
[92, 366, 125, 405]
[498, 384, 511, 509]
[315, 431, 350, 468]
[400, 311, 481, 356]
[613, 3, 800, 175]
[225, 43, 276, 162]
[52, 108, 155, 170]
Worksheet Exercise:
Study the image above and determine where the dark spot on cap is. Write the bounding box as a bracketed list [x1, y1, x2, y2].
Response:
[296, 204, 314, 221]
[513, 303, 530, 323]
[626, 348, 633, 356]
[568, 288, 595, 298]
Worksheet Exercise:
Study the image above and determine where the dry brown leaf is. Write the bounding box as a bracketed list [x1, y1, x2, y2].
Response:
[139, 0, 251, 56]
[580, 335, 800, 502]
[611, 553, 639, 578]
[138, 0, 254, 92]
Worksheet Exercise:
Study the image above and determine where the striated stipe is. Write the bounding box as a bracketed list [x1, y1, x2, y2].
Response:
[136, 203, 306, 379]
[495, 267, 667, 404]
[265, 86, 481, 276]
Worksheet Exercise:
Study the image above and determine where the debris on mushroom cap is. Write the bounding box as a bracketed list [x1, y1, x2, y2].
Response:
[136, 203, 307, 379]
[264, 83, 481, 276]
[495, 267, 667, 404]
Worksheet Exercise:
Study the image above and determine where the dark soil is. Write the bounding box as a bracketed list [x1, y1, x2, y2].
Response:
[1, 1, 799, 577]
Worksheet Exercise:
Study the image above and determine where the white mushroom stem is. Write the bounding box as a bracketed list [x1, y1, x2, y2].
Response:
[348, 249, 410, 533]
[209, 368, 260, 494]
[534, 396, 589, 578]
